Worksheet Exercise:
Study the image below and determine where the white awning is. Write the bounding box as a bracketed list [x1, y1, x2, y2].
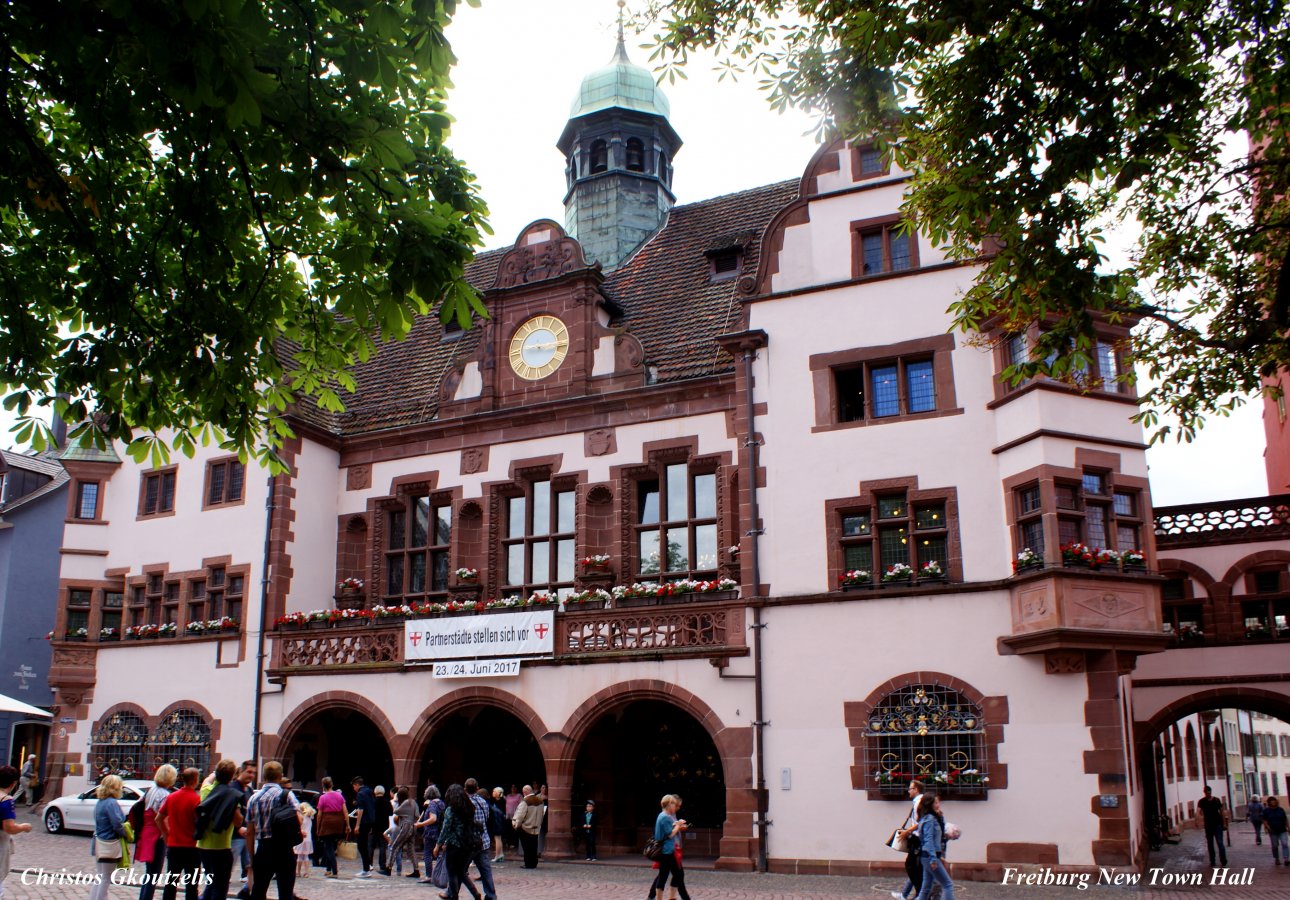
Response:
[0, 692, 52, 717]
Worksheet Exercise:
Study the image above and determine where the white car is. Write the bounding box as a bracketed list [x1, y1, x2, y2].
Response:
[43, 780, 155, 834]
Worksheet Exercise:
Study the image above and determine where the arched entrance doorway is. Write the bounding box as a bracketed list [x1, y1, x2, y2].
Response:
[572, 700, 726, 859]
[419, 706, 545, 794]
[280, 707, 394, 791]
[1136, 688, 1290, 859]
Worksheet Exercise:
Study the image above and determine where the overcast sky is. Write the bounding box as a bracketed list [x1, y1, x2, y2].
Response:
[0, 0, 1270, 507]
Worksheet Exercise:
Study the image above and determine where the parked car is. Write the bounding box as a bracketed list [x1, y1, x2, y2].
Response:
[43, 779, 154, 834]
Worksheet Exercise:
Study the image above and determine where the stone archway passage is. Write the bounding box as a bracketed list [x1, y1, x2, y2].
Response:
[419, 706, 546, 796]
[571, 700, 726, 859]
[281, 707, 395, 792]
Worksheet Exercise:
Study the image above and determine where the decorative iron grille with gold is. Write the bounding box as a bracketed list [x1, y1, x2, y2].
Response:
[864, 684, 988, 797]
[147, 708, 212, 776]
[90, 712, 148, 780]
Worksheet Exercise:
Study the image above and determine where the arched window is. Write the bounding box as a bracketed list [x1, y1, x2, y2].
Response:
[91, 711, 148, 780]
[1185, 722, 1199, 780]
[625, 138, 645, 172]
[864, 684, 988, 797]
[658, 152, 668, 182]
[590, 140, 608, 174]
[148, 708, 212, 776]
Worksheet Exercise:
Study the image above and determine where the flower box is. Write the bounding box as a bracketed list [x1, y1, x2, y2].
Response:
[918, 574, 947, 585]
[564, 598, 608, 611]
[840, 569, 872, 591]
[662, 589, 738, 604]
[881, 564, 914, 587]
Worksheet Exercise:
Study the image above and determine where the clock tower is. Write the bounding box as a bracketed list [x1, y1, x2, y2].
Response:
[556, 29, 682, 271]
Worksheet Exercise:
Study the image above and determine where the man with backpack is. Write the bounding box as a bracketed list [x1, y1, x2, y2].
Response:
[245, 761, 300, 900]
[464, 779, 497, 900]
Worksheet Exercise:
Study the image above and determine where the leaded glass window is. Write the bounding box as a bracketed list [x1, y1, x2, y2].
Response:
[865, 684, 987, 797]
[91, 712, 148, 779]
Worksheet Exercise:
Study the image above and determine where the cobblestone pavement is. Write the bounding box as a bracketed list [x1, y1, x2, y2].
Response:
[4, 811, 1289, 899]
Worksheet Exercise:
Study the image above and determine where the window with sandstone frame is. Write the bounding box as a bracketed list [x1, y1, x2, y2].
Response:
[835, 489, 953, 581]
[632, 461, 720, 581]
[139, 468, 177, 518]
[384, 493, 452, 604]
[502, 478, 576, 599]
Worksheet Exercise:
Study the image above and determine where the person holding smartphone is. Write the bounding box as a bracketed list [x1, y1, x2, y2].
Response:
[648, 794, 687, 900]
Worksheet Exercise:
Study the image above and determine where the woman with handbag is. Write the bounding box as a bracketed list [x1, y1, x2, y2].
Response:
[89, 775, 130, 900]
[416, 785, 444, 884]
[433, 785, 481, 900]
[314, 777, 348, 878]
[137, 765, 177, 900]
[647, 794, 686, 900]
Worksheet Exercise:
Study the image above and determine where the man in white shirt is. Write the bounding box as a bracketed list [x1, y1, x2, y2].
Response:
[892, 780, 925, 900]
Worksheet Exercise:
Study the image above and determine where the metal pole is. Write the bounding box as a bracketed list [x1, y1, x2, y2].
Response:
[742, 346, 769, 873]
[251, 473, 277, 764]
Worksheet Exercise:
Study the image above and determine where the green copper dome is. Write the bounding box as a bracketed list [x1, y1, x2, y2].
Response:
[569, 39, 671, 120]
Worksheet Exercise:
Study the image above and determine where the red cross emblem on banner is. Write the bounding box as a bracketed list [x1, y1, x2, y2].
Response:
[534, 623, 549, 639]
[409, 632, 422, 647]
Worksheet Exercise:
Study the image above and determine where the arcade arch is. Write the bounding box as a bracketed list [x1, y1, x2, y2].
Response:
[276, 695, 397, 791]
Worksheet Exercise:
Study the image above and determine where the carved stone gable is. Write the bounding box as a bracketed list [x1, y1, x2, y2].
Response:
[493, 221, 594, 290]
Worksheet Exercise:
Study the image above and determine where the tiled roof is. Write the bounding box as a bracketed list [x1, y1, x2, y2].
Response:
[0, 449, 69, 514]
[292, 179, 799, 436]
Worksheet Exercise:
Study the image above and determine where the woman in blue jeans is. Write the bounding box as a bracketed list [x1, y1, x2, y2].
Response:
[915, 794, 954, 900]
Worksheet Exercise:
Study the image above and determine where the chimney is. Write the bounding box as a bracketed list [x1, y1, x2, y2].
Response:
[51, 394, 69, 449]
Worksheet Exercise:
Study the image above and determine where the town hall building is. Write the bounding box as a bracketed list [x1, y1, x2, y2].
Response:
[37, 36, 1290, 879]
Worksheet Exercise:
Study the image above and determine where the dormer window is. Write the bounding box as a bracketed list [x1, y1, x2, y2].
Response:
[626, 138, 645, 172]
[853, 142, 890, 180]
[708, 247, 743, 282]
[590, 140, 608, 174]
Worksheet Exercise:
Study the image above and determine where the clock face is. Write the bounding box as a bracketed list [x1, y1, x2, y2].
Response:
[509, 315, 570, 380]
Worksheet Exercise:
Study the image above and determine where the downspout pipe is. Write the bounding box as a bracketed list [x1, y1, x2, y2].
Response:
[741, 343, 769, 873]
[251, 473, 276, 763]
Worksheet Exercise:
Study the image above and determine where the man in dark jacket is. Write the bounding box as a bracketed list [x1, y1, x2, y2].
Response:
[1265, 796, 1289, 865]
[351, 777, 376, 878]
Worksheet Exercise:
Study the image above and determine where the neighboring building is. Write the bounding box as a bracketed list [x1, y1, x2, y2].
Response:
[41, 37, 1290, 880]
[1249, 710, 1290, 805]
[0, 450, 68, 771]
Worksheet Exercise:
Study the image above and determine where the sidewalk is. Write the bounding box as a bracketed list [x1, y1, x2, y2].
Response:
[4, 822, 1289, 898]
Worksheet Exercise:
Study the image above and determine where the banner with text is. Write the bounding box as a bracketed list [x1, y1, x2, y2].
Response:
[404, 610, 555, 662]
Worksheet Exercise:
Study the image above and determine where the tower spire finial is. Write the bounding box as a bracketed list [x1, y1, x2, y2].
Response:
[616, 0, 632, 57]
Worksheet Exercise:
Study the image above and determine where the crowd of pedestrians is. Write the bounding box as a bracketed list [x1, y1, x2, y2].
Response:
[1, 760, 713, 900]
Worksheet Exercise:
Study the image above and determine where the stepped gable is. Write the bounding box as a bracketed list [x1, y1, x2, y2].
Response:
[296, 179, 796, 435]
[604, 179, 797, 383]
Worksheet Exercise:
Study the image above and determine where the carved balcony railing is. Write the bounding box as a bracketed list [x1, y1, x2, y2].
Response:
[277, 627, 403, 670]
[557, 603, 744, 660]
[1154, 494, 1290, 549]
[268, 601, 746, 676]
